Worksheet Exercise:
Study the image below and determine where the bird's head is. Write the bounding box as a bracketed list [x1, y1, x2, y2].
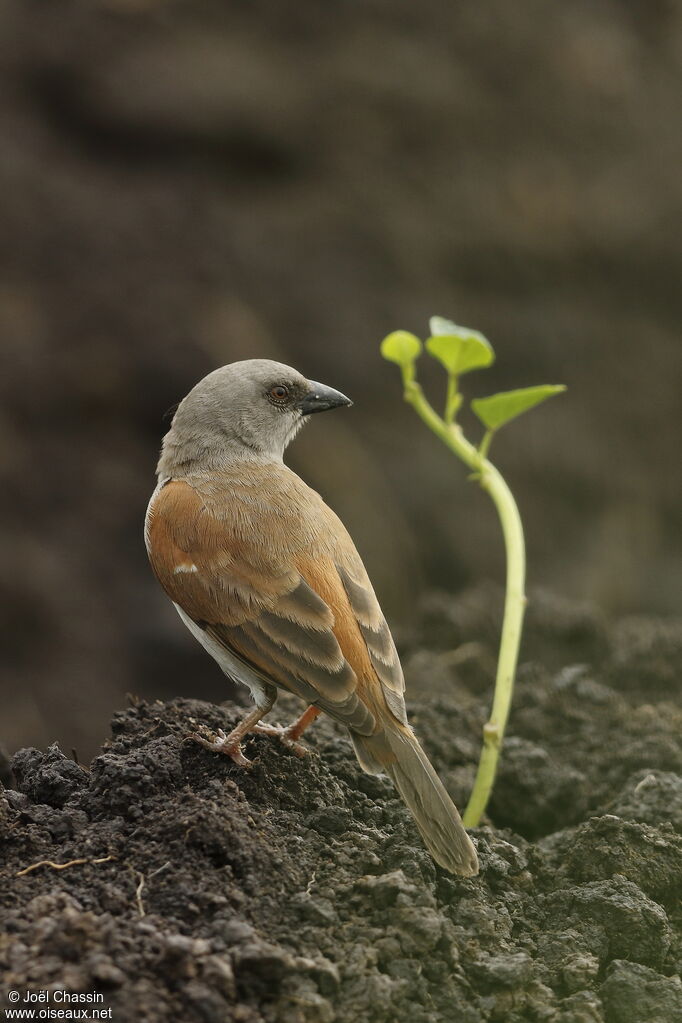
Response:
[158, 359, 352, 474]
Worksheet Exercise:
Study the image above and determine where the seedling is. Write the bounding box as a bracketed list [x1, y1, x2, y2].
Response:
[381, 317, 565, 827]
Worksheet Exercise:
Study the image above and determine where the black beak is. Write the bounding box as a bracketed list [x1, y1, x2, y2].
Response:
[297, 381, 353, 415]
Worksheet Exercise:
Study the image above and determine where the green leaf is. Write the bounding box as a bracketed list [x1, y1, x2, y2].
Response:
[429, 316, 462, 336]
[471, 385, 566, 431]
[425, 318, 494, 375]
[380, 330, 422, 367]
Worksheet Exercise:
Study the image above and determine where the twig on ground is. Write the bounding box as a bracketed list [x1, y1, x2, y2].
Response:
[16, 854, 116, 877]
[130, 860, 171, 917]
[133, 870, 146, 917]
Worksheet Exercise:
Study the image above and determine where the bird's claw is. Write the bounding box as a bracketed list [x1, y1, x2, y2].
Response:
[185, 728, 253, 768]
[186, 709, 313, 766]
[251, 722, 309, 758]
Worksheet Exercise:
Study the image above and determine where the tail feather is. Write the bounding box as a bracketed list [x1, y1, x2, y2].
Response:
[353, 727, 479, 876]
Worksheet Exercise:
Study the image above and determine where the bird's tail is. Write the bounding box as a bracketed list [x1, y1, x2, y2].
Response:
[352, 726, 479, 876]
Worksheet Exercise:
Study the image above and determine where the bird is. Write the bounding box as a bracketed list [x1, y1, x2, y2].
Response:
[145, 358, 479, 876]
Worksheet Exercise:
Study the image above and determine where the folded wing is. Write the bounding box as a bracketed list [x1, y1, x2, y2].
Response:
[145, 478, 401, 735]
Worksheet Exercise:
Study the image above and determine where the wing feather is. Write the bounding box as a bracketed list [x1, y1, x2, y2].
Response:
[336, 564, 408, 726]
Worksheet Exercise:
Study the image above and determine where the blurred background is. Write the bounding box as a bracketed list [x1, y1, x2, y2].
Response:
[1, 0, 681, 759]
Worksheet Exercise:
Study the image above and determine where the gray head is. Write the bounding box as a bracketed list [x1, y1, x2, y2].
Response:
[157, 359, 352, 476]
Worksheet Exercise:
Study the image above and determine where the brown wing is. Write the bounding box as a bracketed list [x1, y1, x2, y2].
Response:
[146, 478, 380, 735]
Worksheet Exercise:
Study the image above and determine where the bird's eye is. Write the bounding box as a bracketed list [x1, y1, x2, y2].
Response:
[270, 384, 290, 401]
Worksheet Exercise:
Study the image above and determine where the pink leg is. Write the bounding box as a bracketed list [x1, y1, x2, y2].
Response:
[286, 705, 321, 741]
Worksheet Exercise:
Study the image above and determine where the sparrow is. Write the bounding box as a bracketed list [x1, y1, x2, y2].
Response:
[145, 359, 478, 876]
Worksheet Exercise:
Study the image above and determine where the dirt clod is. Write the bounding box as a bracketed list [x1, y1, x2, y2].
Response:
[2, 593, 681, 1020]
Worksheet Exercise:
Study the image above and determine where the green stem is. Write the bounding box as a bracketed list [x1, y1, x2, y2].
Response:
[445, 374, 460, 424]
[402, 380, 526, 827]
[478, 429, 494, 461]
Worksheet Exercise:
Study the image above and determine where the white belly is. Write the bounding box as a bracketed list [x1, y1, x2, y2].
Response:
[173, 603, 271, 708]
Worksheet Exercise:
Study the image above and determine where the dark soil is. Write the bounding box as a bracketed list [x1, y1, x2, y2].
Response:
[2, 589, 681, 1021]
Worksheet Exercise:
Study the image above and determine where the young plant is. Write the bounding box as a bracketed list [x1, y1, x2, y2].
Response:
[381, 317, 565, 827]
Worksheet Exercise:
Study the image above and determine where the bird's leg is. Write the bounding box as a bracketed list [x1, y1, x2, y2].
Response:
[285, 705, 322, 741]
[251, 705, 321, 757]
[186, 693, 276, 768]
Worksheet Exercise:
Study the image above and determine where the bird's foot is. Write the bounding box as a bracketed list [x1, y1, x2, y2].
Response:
[250, 721, 309, 758]
[186, 705, 319, 764]
[185, 727, 253, 768]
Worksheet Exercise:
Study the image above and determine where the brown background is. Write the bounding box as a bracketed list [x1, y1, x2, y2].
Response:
[1, 0, 681, 758]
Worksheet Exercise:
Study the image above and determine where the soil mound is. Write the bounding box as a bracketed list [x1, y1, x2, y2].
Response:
[2, 592, 681, 1021]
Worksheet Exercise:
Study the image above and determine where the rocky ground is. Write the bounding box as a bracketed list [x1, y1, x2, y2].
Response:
[1, 588, 681, 1022]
